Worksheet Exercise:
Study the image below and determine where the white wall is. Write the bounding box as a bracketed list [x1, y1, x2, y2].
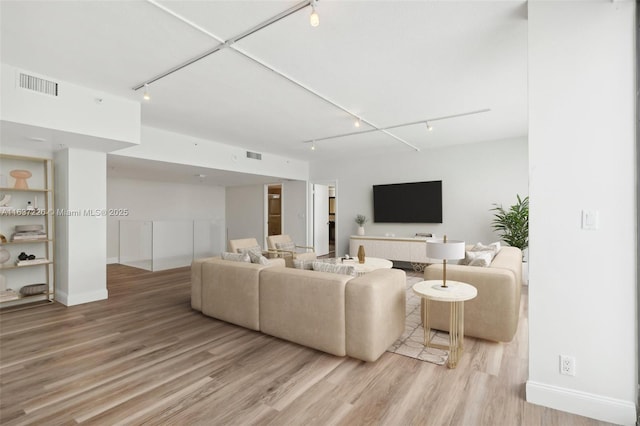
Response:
[310, 137, 528, 256]
[226, 181, 308, 251]
[1, 64, 140, 146]
[282, 180, 308, 247]
[54, 148, 108, 306]
[113, 126, 309, 182]
[225, 185, 265, 250]
[106, 177, 226, 262]
[527, 3, 636, 425]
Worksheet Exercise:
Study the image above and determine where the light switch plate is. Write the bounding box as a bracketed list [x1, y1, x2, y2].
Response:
[581, 210, 599, 230]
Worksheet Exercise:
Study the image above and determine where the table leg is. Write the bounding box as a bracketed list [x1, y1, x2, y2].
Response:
[448, 301, 464, 369]
[422, 298, 431, 347]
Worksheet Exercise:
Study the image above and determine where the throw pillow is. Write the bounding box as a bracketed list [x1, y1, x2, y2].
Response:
[237, 245, 263, 256]
[293, 259, 314, 270]
[465, 251, 493, 267]
[312, 261, 355, 276]
[458, 242, 500, 265]
[275, 241, 296, 252]
[471, 242, 501, 255]
[221, 252, 251, 263]
[247, 250, 270, 265]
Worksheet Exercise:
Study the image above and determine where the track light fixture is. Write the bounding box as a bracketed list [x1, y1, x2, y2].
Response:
[143, 83, 150, 101]
[310, 0, 319, 27]
[426, 121, 433, 131]
[354, 118, 361, 128]
[311, 141, 316, 151]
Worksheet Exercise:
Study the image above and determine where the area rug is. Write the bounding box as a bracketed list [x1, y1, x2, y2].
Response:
[386, 275, 450, 365]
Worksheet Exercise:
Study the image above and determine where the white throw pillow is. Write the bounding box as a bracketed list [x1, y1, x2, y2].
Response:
[237, 245, 263, 256]
[471, 242, 501, 254]
[293, 259, 314, 270]
[312, 261, 355, 276]
[465, 251, 493, 267]
[221, 252, 251, 263]
[246, 250, 269, 265]
[275, 241, 296, 252]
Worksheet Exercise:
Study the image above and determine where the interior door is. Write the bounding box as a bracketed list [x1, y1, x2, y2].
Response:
[313, 184, 329, 256]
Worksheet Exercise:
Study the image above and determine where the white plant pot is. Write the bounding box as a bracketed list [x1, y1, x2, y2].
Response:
[357, 226, 365, 236]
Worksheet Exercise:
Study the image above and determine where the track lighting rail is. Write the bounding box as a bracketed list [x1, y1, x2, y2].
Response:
[132, 0, 312, 91]
[302, 109, 491, 145]
[134, 0, 453, 152]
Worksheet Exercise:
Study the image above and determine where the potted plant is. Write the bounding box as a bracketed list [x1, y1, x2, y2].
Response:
[355, 214, 368, 236]
[491, 195, 529, 282]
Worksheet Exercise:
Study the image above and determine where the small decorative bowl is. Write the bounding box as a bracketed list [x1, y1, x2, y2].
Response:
[19, 283, 47, 296]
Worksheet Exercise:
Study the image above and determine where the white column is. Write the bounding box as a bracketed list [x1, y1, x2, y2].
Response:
[55, 148, 107, 305]
[527, 2, 636, 425]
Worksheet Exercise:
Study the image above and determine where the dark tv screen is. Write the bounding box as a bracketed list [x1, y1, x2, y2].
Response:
[373, 181, 442, 223]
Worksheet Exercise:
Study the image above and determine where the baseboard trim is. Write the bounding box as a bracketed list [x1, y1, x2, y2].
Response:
[55, 288, 108, 306]
[106, 257, 119, 265]
[526, 380, 637, 426]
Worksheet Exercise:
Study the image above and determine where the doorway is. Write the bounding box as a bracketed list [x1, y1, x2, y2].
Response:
[312, 182, 337, 258]
[267, 185, 282, 238]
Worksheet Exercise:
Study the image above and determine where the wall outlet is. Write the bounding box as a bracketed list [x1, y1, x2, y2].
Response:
[560, 355, 576, 376]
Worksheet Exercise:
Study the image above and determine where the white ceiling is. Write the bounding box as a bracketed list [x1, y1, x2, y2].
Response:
[0, 0, 528, 175]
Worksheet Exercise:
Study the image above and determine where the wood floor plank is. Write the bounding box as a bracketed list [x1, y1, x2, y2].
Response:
[0, 265, 614, 425]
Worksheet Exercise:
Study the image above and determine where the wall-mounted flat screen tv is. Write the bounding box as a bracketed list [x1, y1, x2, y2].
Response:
[373, 180, 442, 223]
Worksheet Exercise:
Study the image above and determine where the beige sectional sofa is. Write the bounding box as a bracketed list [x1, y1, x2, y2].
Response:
[191, 257, 406, 362]
[423, 246, 522, 342]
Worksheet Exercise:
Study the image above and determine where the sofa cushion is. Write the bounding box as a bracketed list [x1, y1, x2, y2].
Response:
[312, 261, 355, 276]
[221, 252, 251, 263]
[260, 268, 350, 356]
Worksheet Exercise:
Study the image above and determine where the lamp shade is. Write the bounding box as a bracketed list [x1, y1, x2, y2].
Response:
[426, 239, 465, 260]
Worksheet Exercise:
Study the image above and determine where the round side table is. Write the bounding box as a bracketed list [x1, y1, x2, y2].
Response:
[412, 280, 477, 369]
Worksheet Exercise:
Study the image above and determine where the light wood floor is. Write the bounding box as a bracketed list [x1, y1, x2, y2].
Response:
[0, 264, 612, 425]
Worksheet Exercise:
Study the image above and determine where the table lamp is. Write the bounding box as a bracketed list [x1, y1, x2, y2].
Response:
[426, 235, 465, 288]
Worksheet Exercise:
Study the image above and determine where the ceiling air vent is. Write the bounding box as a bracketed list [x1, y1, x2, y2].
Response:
[18, 73, 58, 97]
[246, 151, 262, 160]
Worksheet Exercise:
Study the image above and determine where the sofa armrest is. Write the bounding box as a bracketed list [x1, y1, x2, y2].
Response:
[345, 268, 406, 362]
[202, 259, 274, 331]
[424, 264, 519, 342]
[191, 257, 219, 312]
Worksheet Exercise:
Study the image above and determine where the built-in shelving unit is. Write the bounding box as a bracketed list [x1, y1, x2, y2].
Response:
[0, 154, 55, 307]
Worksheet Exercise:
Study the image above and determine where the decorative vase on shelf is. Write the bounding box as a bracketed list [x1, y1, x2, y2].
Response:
[357, 226, 365, 236]
[357, 245, 365, 264]
[10, 169, 32, 189]
[0, 248, 10, 264]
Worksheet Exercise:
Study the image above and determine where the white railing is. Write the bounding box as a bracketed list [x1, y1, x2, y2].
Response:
[119, 220, 222, 271]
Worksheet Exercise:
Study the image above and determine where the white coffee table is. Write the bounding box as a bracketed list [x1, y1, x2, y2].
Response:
[412, 280, 477, 368]
[337, 256, 393, 276]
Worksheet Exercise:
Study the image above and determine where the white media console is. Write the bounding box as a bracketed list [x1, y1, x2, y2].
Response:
[349, 235, 440, 271]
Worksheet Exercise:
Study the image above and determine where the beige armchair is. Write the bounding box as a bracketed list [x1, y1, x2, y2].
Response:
[266, 234, 316, 267]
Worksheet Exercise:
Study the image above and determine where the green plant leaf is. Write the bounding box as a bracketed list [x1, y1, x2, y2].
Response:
[490, 195, 528, 252]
